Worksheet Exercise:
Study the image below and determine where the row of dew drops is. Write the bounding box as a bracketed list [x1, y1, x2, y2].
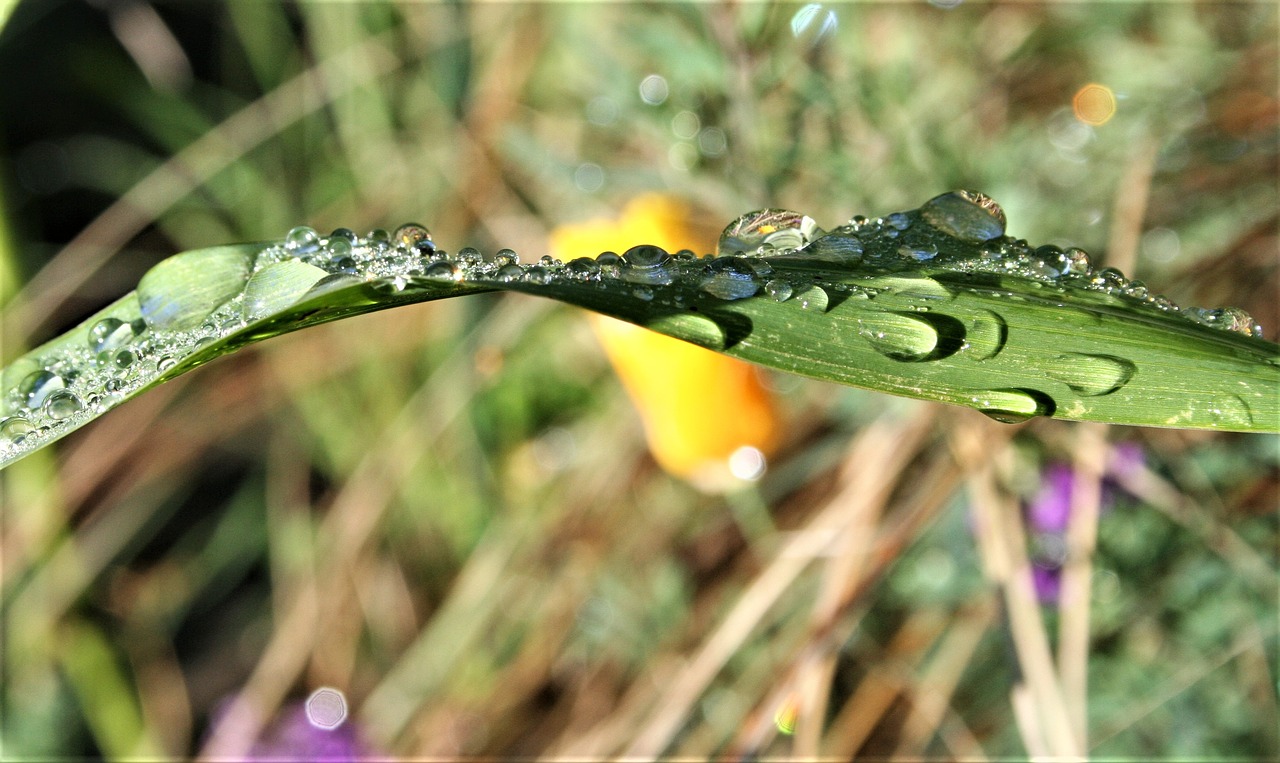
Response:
[0, 191, 1267, 460]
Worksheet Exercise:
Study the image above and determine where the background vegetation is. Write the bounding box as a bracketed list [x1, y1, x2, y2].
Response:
[0, 1, 1275, 758]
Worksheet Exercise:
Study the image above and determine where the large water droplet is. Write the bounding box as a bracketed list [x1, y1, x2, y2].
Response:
[18, 370, 65, 410]
[1044, 353, 1135, 396]
[138, 246, 254, 331]
[963, 310, 1007, 360]
[793, 234, 863, 266]
[919, 190, 1007, 243]
[0, 416, 35, 446]
[700, 257, 760, 300]
[495, 263, 525, 282]
[796, 284, 830, 312]
[1184, 306, 1263, 338]
[622, 244, 670, 269]
[765, 279, 793, 302]
[858, 312, 940, 362]
[423, 261, 462, 282]
[646, 312, 728, 351]
[44, 390, 83, 421]
[718, 209, 823, 256]
[88, 317, 144, 354]
[1207, 394, 1253, 429]
[393, 223, 433, 251]
[242, 259, 331, 321]
[973, 388, 1052, 424]
[285, 226, 321, 253]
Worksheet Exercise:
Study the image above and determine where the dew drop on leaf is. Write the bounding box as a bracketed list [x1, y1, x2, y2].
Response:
[285, 225, 321, 253]
[1044, 353, 1136, 396]
[858, 312, 940, 362]
[43, 390, 83, 421]
[242, 259, 331, 321]
[765, 279, 794, 302]
[424, 261, 463, 282]
[393, 223, 433, 251]
[796, 284, 830, 312]
[974, 388, 1051, 424]
[700, 257, 760, 300]
[137, 247, 254, 331]
[19, 370, 65, 410]
[963, 310, 1008, 360]
[622, 244, 670, 269]
[88, 317, 144, 354]
[718, 209, 823, 256]
[919, 190, 1007, 243]
[0, 416, 35, 446]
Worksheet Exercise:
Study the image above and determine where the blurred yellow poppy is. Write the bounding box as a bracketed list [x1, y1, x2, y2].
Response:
[548, 194, 780, 491]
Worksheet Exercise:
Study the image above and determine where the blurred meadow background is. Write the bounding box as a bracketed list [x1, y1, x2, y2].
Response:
[0, 0, 1277, 759]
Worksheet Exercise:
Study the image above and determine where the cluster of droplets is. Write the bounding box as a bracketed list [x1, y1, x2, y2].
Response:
[3, 191, 1271, 463]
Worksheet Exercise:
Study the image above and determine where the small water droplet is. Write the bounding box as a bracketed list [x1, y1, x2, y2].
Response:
[700, 257, 760, 300]
[18, 370, 65, 410]
[858, 312, 940, 362]
[622, 244, 670, 269]
[494, 248, 519, 266]
[632, 286, 655, 301]
[1064, 247, 1092, 276]
[885, 212, 911, 231]
[919, 190, 1007, 243]
[424, 261, 462, 281]
[898, 243, 938, 261]
[718, 209, 823, 256]
[113, 349, 137, 369]
[974, 388, 1052, 424]
[963, 310, 1007, 360]
[765, 279, 793, 302]
[524, 266, 551, 284]
[138, 246, 254, 331]
[393, 223, 433, 251]
[88, 317, 144, 354]
[157, 356, 177, 372]
[1026, 245, 1070, 280]
[366, 228, 391, 245]
[43, 390, 83, 421]
[1044, 353, 1135, 396]
[456, 247, 482, 267]
[797, 284, 830, 311]
[325, 236, 353, 261]
[329, 227, 358, 243]
[495, 263, 524, 282]
[285, 226, 321, 253]
[0, 416, 35, 446]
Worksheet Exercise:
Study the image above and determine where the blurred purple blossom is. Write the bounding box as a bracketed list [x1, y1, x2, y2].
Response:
[1026, 443, 1145, 603]
[209, 690, 372, 762]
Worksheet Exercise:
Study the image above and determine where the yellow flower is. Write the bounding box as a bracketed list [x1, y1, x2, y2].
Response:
[549, 194, 780, 490]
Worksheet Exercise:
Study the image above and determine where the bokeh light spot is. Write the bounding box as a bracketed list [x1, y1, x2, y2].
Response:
[305, 687, 348, 730]
[639, 74, 669, 106]
[1073, 83, 1117, 126]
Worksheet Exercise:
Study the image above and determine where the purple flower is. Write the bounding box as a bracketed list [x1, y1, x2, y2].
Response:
[1024, 444, 1145, 603]
[209, 688, 372, 762]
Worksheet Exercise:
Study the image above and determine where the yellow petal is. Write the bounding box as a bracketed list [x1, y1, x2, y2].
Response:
[549, 195, 780, 489]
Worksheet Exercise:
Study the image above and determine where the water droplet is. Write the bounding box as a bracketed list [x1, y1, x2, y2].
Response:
[18, 370, 65, 410]
[1091, 267, 1126, 291]
[495, 263, 524, 282]
[792, 234, 863, 265]
[632, 286, 655, 301]
[858, 312, 941, 362]
[1064, 247, 1092, 276]
[0, 416, 35, 446]
[700, 257, 760, 300]
[285, 226, 321, 253]
[718, 209, 823, 256]
[1184, 306, 1263, 338]
[566, 257, 601, 278]
[424, 261, 462, 282]
[622, 244, 670, 269]
[963, 310, 1007, 360]
[974, 388, 1052, 424]
[1044, 353, 1135, 396]
[393, 223, 433, 251]
[88, 317, 144, 354]
[765, 279, 793, 302]
[43, 390, 82, 421]
[885, 212, 911, 231]
[329, 227, 358, 244]
[1207, 394, 1253, 429]
[157, 356, 177, 372]
[494, 248, 519, 266]
[325, 236, 353, 261]
[796, 284, 830, 311]
[919, 190, 1007, 243]
[646, 312, 728, 350]
[898, 243, 938, 261]
[113, 349, 137, 369]
[242, 259, 331, 321]
[1026, 245, 1070, 279]
[524, 266, 551, 284]
[366, 228, 391, 245]
[456, 247, 482, 267]
[138, 246, 254, 331]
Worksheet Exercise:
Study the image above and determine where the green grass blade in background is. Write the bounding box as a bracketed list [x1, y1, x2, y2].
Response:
[2, 193, 1276, 469]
